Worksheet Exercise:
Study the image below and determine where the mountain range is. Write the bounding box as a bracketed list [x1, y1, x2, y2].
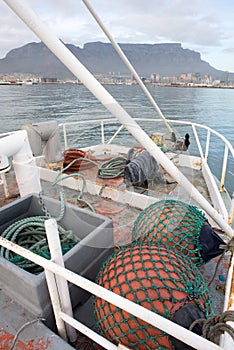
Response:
[0, 41, 230, 80]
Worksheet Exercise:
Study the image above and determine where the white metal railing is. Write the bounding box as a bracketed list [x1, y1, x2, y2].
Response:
[59, 117, 234, 194]
[0, 217, 231, 350]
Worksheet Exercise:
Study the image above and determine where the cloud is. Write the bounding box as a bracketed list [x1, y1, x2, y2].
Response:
[104, 0, 225, 47]
[0, 0, 234, 71]
[223, 47, 234, 53]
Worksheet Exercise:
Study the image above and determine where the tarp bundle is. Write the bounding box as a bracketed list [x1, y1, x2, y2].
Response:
[124, 148, 166, 187]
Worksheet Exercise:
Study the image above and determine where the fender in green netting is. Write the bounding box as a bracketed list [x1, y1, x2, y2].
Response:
[93, 244, 213, 350]
[131, 199, 226, 266]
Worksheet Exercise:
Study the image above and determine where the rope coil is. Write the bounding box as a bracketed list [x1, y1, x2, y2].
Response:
[0, 192, 79, 274]
[98, 156, 127, 178]
[189, 310, 234, 344]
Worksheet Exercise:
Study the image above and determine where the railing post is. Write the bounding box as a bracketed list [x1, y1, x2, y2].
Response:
[45, 218, 77, 343]
[220, 145, 229, 192]
[192, 125, 204, 158]
[101, 120, 105, 144]
[0, 167, 10, 198]
[205, 129, 211, 162]
[228, 193, 234, 226]
[44, 269, 68, 341]
[63, 124, 68, 149]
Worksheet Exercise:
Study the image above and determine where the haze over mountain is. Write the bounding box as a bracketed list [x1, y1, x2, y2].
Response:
[0, 41, 230, 80]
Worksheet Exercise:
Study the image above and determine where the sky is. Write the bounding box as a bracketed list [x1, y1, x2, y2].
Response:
[1, 0, 234, 72]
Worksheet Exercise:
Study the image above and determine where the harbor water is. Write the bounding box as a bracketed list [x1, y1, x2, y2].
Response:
[0, 83, 233, 193]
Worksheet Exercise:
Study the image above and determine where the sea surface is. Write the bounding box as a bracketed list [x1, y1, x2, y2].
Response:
[0, 83, 233, 193]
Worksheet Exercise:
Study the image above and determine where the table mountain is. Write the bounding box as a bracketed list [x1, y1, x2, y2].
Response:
[0, 41, 227, 80]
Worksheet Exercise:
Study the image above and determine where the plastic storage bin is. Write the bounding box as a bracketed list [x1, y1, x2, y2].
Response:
[0, 194, 113, 328]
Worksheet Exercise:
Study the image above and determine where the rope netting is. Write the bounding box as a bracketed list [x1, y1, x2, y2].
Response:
[132, 199, 206, 266]
[93, 244, 213, 350]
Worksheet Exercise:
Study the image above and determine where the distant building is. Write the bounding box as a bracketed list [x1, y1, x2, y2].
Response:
[40, 77, 58, 83]
[150, 73, 160, 83]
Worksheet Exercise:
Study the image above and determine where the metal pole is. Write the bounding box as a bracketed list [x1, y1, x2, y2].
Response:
[220, 253, 234, 349]
[63, 124, 68, 149]
[81, 0, 175, 138]
[101, 120, 105, 144]
[192, 125, 204, 158]
[229, 193, 234, 227]
[3, 0, 233, 237]
[205, 129, 211, 162]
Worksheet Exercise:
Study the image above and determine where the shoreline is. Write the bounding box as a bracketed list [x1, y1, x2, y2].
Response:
[1, 80, 234, 89]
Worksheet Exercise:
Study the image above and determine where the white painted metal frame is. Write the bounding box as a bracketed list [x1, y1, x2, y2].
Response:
[220, 252, 234, 349]
[45, 219, 77, 343]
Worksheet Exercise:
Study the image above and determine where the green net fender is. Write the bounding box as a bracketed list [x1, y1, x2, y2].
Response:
[132, 200, 206, 266]
[93, 244, 213, 350]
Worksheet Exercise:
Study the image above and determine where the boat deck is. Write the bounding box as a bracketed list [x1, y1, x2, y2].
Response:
[0, 155, 230, 349]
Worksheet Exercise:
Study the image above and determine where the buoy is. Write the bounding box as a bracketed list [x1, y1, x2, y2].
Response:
[94, 244, 212, 350]
[132, 199, 225, 266]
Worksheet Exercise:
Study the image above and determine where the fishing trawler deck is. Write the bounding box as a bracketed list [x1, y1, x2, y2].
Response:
[0, 140, 211, 242]
[0, 0, 233, 348]
[0, 114, 233, 350]
[0, 162, 230, 350]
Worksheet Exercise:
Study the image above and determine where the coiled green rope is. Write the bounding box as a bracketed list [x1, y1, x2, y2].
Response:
[0, 192, 79, 274]
[97, 156, 127, 178]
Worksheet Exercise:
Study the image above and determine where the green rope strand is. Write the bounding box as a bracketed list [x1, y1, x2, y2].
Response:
[53, 155, 127, 211]
[53, 172, 95, 212]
